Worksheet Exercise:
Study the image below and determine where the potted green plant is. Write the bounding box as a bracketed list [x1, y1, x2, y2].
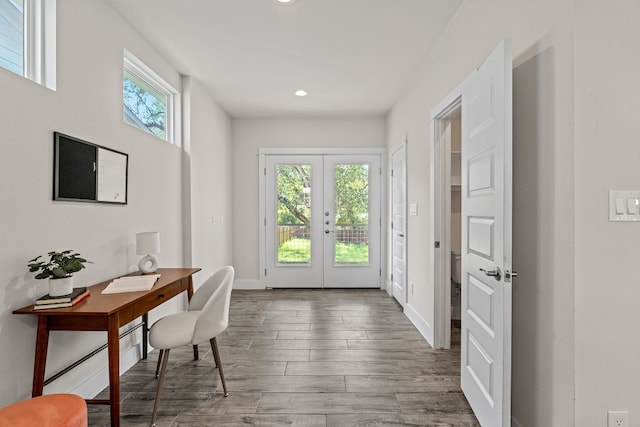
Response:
[27, 250, 91, 296]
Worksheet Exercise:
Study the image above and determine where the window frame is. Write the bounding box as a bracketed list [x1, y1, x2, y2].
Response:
[123, 49, 180, 146]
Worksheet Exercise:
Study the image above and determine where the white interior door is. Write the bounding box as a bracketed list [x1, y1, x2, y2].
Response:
[391, 144, 407, 305]
[265, 154, 381, 289]
[323, 155, 381, 288]
[460, 39, 513, 427]
[265, 155, 323, 288]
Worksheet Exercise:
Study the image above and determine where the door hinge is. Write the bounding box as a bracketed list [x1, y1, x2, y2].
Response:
[391, 221, 393, 230]
[264, 218, 266, 226]
[391, 273, 394, 282]
[264, 167, 266, 175]
[391, 169, 394, 177]
[264, 269, 267, 276]
[379, 167, 382, 175]
[435, 241, 440, 248]
[379, 268, 382, 276]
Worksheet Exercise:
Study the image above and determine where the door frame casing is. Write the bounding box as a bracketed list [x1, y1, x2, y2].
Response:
[430, 82, 464, 350]
[258, 147, 387, 289]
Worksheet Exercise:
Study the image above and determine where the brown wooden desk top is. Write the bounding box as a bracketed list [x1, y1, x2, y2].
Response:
[13, 268, 201, 317]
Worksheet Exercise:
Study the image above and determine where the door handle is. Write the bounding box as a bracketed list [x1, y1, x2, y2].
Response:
[398, 233, 404, 237]
[479, 267, 501, 281]
[325, 229, 333, 234]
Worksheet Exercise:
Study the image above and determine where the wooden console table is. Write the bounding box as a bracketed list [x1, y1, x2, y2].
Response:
[13, 267, 201, 427]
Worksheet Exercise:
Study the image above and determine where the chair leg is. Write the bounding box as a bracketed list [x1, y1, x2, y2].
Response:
[193, 344, 199, 361]
[210, 337, 228, 397]
[154, 349, 164, 379]
[150, 348, 170, 427]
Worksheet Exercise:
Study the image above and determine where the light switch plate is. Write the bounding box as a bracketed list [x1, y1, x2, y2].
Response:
[409, 203, 418, 216]
[609, 191, 640, 221]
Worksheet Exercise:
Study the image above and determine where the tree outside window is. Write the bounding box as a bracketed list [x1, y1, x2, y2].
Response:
[123, 69, 167, 140]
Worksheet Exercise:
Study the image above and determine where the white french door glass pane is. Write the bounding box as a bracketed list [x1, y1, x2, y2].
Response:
[265, 155, 323, 288]
[276, 164, 312, 265]
[333, 164, 369, 265]
[323, 155, 381, 288]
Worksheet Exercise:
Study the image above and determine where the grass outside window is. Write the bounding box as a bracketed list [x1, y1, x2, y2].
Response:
[277, 238, 369, 264]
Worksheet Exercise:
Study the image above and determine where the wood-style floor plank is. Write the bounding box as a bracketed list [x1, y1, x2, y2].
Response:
[174, 414, 327, 426]
[327, 413, 480, 426]
[256, 392, 401, 414]
[88, 289, 477, 426]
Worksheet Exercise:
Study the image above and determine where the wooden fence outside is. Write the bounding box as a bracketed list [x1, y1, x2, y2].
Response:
[277, 224, 368, 245]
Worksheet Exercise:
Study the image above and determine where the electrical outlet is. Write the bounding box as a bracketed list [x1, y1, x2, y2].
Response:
[608, 410, 629, 427]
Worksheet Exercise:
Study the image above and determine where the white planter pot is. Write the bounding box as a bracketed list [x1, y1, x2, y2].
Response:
[48, 276, 74, 296]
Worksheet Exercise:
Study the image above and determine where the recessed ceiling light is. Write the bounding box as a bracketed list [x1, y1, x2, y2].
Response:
[295, 89, 308, 97]
[274, 0, 296, 4]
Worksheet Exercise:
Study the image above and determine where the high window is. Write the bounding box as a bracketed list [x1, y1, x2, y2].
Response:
[123, 50, 179, 144]
[0, 0, 56, 89]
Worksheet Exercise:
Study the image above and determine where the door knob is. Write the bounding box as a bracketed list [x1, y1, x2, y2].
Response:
[325, 220, 330, 225]
[479, 267, 501, 281]
[398, 233, 404, 238]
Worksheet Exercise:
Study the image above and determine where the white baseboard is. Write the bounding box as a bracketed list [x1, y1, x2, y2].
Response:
[72, 344, 144, 399]
[404, 303, 434, 348]
[233, 279, 264, 290]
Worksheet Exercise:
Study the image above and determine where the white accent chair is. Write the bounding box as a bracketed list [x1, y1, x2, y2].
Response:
[148, 266, 234, 427]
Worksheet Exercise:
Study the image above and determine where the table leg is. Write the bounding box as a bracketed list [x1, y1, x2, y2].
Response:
[31, 315, 49, 397]
[142, 313, 148, 360]
[187, 276, 199, 360]
[107, 314, 121, 427]
[187, 275, 194, 300]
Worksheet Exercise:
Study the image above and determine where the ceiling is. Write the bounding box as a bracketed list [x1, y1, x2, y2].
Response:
[105, 0, 462, 118]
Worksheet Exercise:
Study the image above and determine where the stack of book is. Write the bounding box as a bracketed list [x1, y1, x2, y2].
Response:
[33, 287, 91, 310]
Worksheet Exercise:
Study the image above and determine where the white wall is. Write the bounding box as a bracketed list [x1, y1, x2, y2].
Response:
[386, 0, 575, 425]
[232, 118, 385, 283]
[184, 76, 233, 286]
[0, 0, 232, 406]
[574, 0, 640, 424]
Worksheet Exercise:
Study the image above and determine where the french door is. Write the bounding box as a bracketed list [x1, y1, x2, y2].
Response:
[264, 154, 381, 288]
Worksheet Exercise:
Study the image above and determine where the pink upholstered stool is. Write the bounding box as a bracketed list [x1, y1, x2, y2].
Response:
[0, 394, 87, 427]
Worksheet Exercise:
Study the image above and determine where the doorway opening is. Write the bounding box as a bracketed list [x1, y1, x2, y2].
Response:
[431, 97, 462, 350]
[449, 112, 462, 339]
